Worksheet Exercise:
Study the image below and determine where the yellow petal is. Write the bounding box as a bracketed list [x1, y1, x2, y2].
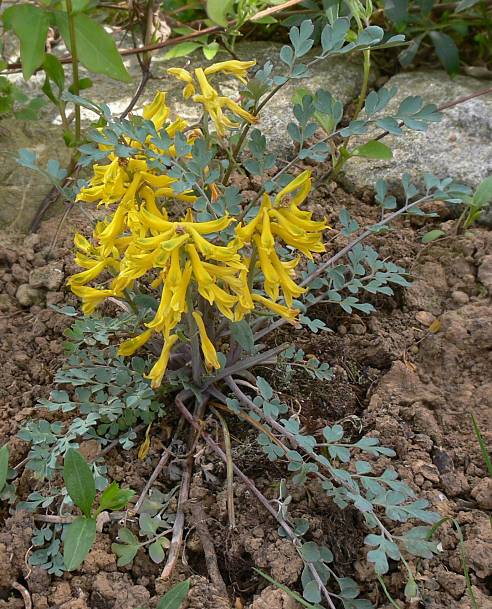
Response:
[192, 311, 221, 370]
[204, 60, 256, 83]
[118, 329, 153, 356]
[252, 293, 299, 323]
[145, 333, 179, 388]
[137, 424, 152, 460]
[67, 260, 107, 287]
[70, 285, 113, 314]
[274, 170, 311, 208]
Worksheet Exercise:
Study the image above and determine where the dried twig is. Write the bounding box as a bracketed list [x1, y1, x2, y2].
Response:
[160, 450, 193, 579]
[189, 499, 229, 600]
[210, 406, 236, 529]
[133, 420, 184, 514]
[12, 582, 32, 609]
[160, 393, 207, 579]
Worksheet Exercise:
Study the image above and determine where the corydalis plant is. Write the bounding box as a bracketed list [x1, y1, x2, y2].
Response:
[26, 18, 473, 608]
[68, 60, 328, 387]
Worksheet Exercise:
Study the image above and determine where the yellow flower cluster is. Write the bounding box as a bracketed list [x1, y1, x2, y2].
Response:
[168, 60, 258, 136]
[69, 64, 327, 388]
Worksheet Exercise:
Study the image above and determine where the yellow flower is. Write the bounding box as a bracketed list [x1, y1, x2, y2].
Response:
[70, 285, 113, 314]
[118, 329, 153, 356]
[168, 63, 257, 136]
[192, 311, 221, 370]
[167, 68, 195, 99]
[252, 293, 299, 323]
[274, 170, 312, 207]
[66, 260, 108, 287]
[146, 333, 179, 388]
[204, 60, 256, 83]
[142, 92, 170, 130]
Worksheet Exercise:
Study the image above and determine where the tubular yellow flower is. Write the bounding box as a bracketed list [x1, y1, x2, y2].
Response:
[204, 60, 256, 83]
[70, 285, 113, 314]
[274, 169, 312, 207]
[252, 293, 299, 324]
[192, 311, 221, 370]
[118, 329, 153, 356]
[66, 261, 108, 287]
[146, 333, 179, 388]
[142, 91, 169, 130]
[191, 68, 258, 137]
[167, 68, 195, 98]
[74, 233, 92, 253]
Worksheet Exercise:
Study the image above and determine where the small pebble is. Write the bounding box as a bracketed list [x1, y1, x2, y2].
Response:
[350, 323, 366, 335]
[415, 311, 435, 326]
[337, 324, 347, 336]
[451, 290, 469, 305]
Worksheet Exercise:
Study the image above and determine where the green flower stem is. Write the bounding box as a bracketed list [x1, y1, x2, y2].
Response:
[186, 291, 202, 385]
[65, 0, 81, 144]
[353, 49, 371, 120]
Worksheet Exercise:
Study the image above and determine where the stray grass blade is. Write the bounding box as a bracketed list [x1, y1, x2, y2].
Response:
[471, 413, 492, 476]
[253, 568, 322, 609]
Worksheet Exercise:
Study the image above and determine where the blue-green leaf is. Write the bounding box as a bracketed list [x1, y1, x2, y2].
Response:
[429, 31, 459, 75]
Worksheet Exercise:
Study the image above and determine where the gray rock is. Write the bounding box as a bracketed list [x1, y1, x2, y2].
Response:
[15, 283, 44, 306]
[29, 264, 64, 290]
[0, 119, 67, 231]
[340, 71, 492, 223]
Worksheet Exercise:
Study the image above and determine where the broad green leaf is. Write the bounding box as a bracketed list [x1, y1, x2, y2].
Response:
[429, 31, 459, 75]
[63, 448, 96, 518]
[206, 0, 233, 27]
[163, 42, 201, 60]
[69, 77, 93, 94]
[422, 229, 445, 243]
[202, 42, 220, 60]
[472, 175, 492, 208]
[53, 12, 131, 82]
[156, 579, 191, 609]
[353, 141, 393, 160]
[63, 516, 97, 571]
[98, 481, 135, 512]
[3, 5, 50, 79]
[43, 54, 65, 91]
[0, 445, 9, 492]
